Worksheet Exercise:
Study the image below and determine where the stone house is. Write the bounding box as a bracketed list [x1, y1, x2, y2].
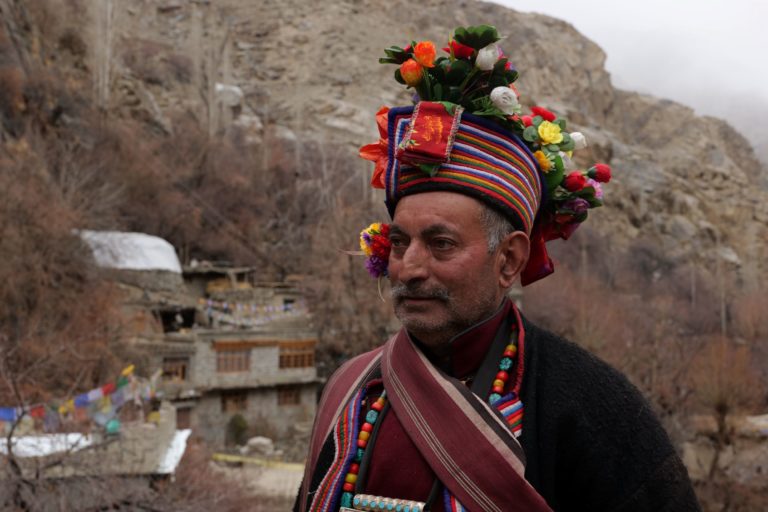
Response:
[81, 231, 320, 448]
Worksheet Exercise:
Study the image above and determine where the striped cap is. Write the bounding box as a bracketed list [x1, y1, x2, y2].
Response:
[384, 105, 543, 235]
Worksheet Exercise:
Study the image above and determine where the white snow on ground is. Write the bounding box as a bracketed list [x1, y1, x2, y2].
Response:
[80, 230, 182, 273]
[156, 429, 192, 474]
[0, 433, 93, 457]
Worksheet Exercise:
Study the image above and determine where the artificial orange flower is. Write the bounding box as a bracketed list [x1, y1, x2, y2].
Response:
[400, 59, 423, 86]
[358, 106, 391, 189]
[413, 41, 436, 68]
[533, 150, 552, 173]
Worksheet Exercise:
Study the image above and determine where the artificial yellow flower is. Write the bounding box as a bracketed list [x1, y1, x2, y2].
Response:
[537, 121, 563, 145]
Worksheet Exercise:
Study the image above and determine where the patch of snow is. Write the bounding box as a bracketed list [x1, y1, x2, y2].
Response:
[0, 433, 93, 457]
[80, 230, 182, 273]
[156, 429, 191, 474]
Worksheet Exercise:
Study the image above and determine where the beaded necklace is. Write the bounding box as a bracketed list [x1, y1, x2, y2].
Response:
[339, 327, 523, 511]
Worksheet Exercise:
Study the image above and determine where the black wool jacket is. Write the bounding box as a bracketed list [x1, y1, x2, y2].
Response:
[517, 318, 700, 511]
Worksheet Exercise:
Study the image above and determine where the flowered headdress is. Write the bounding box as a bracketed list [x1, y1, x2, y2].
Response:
[358, 25, 612, 285]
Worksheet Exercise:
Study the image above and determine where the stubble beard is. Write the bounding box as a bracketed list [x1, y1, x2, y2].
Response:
[390, 281, 500, 347]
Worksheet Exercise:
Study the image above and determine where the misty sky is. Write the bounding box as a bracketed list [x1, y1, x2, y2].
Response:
[491, 0, 768, 125]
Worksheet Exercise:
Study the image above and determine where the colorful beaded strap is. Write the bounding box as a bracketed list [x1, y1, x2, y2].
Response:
[344, 494, 426, 512]
[339, 391, 388, 509]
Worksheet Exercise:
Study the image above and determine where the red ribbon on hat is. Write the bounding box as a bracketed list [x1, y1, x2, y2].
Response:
[521, 217, 581, 286]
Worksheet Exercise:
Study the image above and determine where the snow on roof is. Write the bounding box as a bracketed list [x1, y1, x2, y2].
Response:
[156, 429, 191, 474]
[2, 429, 191, 475]
[0, 433, 93, 457]
[80, 230, 182, 273]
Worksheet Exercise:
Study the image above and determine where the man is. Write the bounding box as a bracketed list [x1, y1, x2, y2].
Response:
[297, 26, 700, 512]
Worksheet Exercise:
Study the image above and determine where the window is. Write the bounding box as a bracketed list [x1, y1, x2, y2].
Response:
[277, 385, 301, 406]
[216, 349, 250, 373]
[279, 341, 315, 368]
[221, 390, 248, 413]
[176, 407, 192, 429]
[154, 308, 196, 333]
[162, 357, 189, 382]
[282, 298, 295, 312]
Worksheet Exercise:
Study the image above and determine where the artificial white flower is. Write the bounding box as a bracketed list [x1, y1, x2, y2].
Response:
[558, 151, 576, 170]
[490, 86, 519, 115]
[570, 131, 588, 150]
[475, 43, 500, 71]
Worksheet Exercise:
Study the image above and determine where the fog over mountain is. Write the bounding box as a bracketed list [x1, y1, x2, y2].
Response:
[494, 0, 768, 168]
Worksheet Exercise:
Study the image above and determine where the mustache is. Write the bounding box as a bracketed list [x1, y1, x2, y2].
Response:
[390, 283, 450, 301]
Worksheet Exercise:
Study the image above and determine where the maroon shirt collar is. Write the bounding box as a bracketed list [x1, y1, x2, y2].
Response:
[412, 298, 512, 378]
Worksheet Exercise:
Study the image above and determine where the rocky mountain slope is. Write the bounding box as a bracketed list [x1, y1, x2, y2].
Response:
[58, 0, 768, 286]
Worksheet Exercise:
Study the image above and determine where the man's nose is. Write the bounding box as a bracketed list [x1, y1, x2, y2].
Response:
[397, 241, 429, 282]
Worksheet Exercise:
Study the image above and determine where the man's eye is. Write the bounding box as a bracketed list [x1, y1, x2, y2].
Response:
[432, 238, 454, 250]
[389, 237, 406, 247]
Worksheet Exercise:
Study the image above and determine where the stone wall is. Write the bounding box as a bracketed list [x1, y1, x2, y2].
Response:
[193, 384, 316, 446]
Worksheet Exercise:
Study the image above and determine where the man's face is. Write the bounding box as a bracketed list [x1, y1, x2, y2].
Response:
[388, 192, 505, 346]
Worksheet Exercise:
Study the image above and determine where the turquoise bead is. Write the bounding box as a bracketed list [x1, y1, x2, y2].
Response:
[404, 506, 411, 512]
[489, 393, 502, 404]
[355, 448, 365, 462]
[341, 493, 352, 507]
[366, 410, 379, 423]
[371, 500, 379, 508]
[362, 498, 370, 507]
[353, 496, 361, 506]
[396, 505, 403, 512]
[413, 506, 420, 512]
[499, 357, 513, 370]
[388, 503, 395, 510]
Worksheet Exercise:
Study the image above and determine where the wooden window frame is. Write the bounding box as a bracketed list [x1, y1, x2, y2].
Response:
[162, 357, 189, 382]
[279, 340, 316, 369]
[221, 390, 249, 413]
[216, 349, 251, 373]
[277, 385, 301, 406]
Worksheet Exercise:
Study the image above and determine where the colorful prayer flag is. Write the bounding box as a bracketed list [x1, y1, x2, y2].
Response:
[0, 407, 17, 422]
[74, 394, 89, 409]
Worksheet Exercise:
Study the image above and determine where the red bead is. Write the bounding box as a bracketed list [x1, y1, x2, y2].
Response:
[503, 350, 515, 358]
[492, 386, 504, 394]
[361, 422, 373, 432]
[349, 463, 360, 474]
[357, 439, 368, 448]
[371, 401, 383, 411]
[343, 483, 354, 492]
[496, 371, 509, 381]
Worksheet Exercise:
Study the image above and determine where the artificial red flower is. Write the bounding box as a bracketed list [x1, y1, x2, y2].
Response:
[400, 59, 423, 86]
[442, 39, 474, 59]
[531, 106, 556, 122]
[413, 41, 436, 68]
[358, 106, 391, 189]
[563, 171, 587, 192]
[591, 163, 612, 183]
[371, 235, 391, 259]
[521, 115, 532, 127]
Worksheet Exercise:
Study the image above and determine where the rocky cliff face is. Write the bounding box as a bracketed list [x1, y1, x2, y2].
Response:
[75, 0, 768, 286]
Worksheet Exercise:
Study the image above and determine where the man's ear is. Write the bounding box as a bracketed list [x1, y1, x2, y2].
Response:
[497, 231, 530, 289]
